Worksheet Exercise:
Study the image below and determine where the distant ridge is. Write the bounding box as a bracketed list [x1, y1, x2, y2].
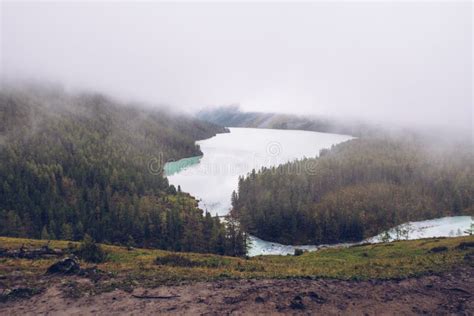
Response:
[197, 105, 378, 137]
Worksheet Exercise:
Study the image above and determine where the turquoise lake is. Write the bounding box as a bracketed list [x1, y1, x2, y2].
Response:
[165, 127, 352, 216]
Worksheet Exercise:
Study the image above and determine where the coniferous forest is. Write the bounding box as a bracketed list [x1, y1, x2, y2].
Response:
[0, 86, 246, 256]
[231, 137, 474, 245]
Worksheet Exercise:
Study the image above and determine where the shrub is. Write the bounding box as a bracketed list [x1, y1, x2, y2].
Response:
[66, 242, 77, 254]
[77, 234, 107, 263]
[155, 254, 198, 267]
[294, 248, 304, 256]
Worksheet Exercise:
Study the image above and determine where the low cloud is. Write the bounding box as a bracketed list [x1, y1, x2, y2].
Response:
[1, 1, 471, 134]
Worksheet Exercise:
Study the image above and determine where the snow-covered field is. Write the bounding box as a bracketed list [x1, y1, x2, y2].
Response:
[247, 216, 473, 257]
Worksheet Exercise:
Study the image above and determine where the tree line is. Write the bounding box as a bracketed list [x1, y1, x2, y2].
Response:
[197, 105, 379, 138]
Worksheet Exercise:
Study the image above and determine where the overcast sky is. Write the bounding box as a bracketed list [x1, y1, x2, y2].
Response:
[1, 1, 472, 131]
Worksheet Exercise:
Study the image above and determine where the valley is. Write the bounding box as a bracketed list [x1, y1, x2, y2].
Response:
[1, 235, 473, 314]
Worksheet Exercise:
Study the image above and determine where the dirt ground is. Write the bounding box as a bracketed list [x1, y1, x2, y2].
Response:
[1, 267, 472, 315]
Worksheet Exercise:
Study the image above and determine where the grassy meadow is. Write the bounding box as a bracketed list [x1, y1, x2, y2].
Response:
[1, 235, 473, 295]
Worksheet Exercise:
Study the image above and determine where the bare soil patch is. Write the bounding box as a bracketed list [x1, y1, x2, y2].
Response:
[1, 267, 472, 315]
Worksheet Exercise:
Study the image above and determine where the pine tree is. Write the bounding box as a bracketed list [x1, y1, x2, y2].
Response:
[61, 223, 74, 241]
[40, 226, 50, 240]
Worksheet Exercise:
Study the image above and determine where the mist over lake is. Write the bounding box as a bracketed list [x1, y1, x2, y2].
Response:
[166, 128, 353, 216]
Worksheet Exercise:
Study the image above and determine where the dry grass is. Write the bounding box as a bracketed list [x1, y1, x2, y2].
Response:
[1, 235, 473, 291]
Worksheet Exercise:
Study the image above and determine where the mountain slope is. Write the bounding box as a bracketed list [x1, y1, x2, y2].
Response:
[231, 137, 474, 244]
[0, 86, 245, 255]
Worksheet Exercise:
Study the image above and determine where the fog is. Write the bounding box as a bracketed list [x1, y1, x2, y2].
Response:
[1, 1, 472, 133]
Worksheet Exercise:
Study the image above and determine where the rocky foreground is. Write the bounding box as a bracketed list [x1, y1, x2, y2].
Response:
[1, 266, 472, 315]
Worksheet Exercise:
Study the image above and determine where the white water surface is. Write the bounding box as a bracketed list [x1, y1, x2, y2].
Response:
[167, 127, 352, 216]
[248, 216, 473, 256]
[365, 216, 473, 243]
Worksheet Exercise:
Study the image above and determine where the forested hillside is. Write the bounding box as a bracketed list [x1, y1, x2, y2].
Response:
[197, 105, 377, 137]
[231, 137, 474, 245]
[0, 86, 246, 256]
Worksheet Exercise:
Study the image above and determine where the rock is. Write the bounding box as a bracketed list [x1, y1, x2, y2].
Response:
[290, 295, 305, 310]
[0, 288, 39, 302]
[429, 246, 448, 253]
[46, 256, 80, 275]
[308, 291, 326, 304]
[456, 241, 474, 250]
[0, 246, 64, 259]
[255, 296, 265, 303]
[464, 253, 474, 265]
[78, 266, 105, 280]
[224, 296, 240, 304]
[294, 249, 305, 256]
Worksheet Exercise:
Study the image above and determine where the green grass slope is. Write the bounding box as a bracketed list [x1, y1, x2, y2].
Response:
[1, 235, 473, 294]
